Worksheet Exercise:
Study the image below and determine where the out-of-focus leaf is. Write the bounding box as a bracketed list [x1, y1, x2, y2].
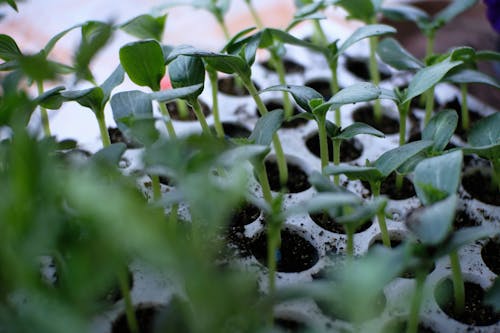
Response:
[120, 14, 167, 41]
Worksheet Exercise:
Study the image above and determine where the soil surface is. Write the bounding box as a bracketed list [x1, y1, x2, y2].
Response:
[351, 106, 400, 134]
[306, 134, 362, 163]
[310, 212, 372, 234]
[108, 127, 143, 149]
[381, 319, 437, 333]
[462, 168, 500, 206]
[362, 172, 416, 200]
[265, 160, 311, 193]
[274, 317, 307, 332]
[166, 100, 211, 121]
[112, 305, 164, 333]
[219, 123, 251, 138]
[481, 239, 500, 275]
[344, 57, 391, 81]
[453, 210, 480, 230]
[435, 279, 500, 326]
[249, 229, 319, 272]
[218, 76, 260, 96]
[260, 58, 305, 75]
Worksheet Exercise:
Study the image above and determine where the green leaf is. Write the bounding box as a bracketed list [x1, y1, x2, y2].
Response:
[100, 65, 125, 106]
[260, 84, 323, 113]
[0, 34, 22, 61]
[120, 14, 167, 41]
[299, 192, 362, 215]
[110, 90, 158, 146]
[335, 122, 385, 140]
[374, 140, 433, 177]
[322, 82, 380, 111]
[445, 69, 500, 89]
[43, 23, 84, 55]
[249, 109, 284, 146]
[168, 55, 205, 102]
[265, 28, 324, 52]
[435, 0, 477, 24]
[414, 150, 463, 206]
[324, 164, 383, 182]
[381, 5, 429, 23]
[422, 109, 458, 152]
[377, 37, 423, 70]
[149, 84, 204, 103]
[406, 194, 457, 245]
[336, 197, 387, 226]
[338, 24, 396, 56]
[4, 0, 18, 11]
[335, 0, 375, 23]
[404, 58, 462, 103]
[34, 85, 66, 110]
[475, 50, 500, 62]
[119, 40, 165, 91]
[90, 143, 127, 167]
[308, 171, 351, 193]
[61, 87, 104, 114]
[17, 52, 59, 82]
[217, 145, 270, 168]
[378, 87, 399, 102]
[468, 113, 500, 148]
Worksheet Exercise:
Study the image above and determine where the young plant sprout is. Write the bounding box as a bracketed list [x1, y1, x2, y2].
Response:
[261, 82, 380, 179]
[293, 0, 329, 46]
[325, 139, 433, 247]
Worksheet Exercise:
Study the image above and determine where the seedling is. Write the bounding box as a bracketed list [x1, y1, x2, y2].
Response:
[324, 139, 433, 246]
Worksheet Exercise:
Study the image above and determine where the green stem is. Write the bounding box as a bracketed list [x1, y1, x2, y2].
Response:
[346, 227, 354, 258]
[426, 33, 435, 60]
[267, 228, 280, 295]
[329, 58, 341, 127]
[369, 36, 382, 124]
[244, 77, 288, 185]
[312, 20, 328, 47]
[151, 175, 161, 201]
[450, 250, 465, 315]
[96, 108, 111, 147]
[175, 99, 189, 119]
[460, 83, 469, 131]
[191, 99, 211, 135]
[398, 101, 409, 147]
[118, 269, 139, 333]
[424, 86, 435, 125]
[37, 81, 51, 137]
[255, 160, 273, 205]
[317, 115, 329, 173]
[333, 138, 341, 186]
[217, 18, 231, 40]
[372, 181, 391, 247]
[270, 50, 293, 120]
[207, 67, 224, 138]
[158, 101, 177, 139]
[246, 0, 264, 29]
[406, 270, 426, 333]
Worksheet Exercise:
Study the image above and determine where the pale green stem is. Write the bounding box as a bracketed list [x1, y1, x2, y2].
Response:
[175, 99, 189, 119]
[424, 86, 435, 125]
[37, 81, 51, 137]
[158, 101, 177, 139]
[267, 229, 279, 295]
[329, 57, 341, 127]
[95, 108, 111, 147]
[333, 139, 341, 185]
[369, 36, 382, 123]
[118, 269, 139, 333]
[217, 18, 231, 40]
[406, 270, 426, 333]
[270, 50, 293, 120]
[372, 181, 391, 247]
[396, 101, 410, 191]
[317, 115, 329, 173]
[346, 227, 354, 258]
[460, 83, 469, 130]
[255, 160, 273, 205]
[244, 77, 288, 185]
[191, 99, 211, 135]
[151, 175, 161, 201]
[450, 250, 465, 314]
[312, 20, 328, 47]
[245, 0, 264, 29]
[207, 67, 224, 138]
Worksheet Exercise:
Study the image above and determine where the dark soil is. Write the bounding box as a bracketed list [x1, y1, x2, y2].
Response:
[256, 100, 309, 128]
[305, 134, 362, 162]
[344, 57, 391, 81]
[265, 160, 311, 193]
[260, 58, 305, 74]
[362, 172, 416, 200]
[218, 76, 260, 96]
[219, 123, 251, 138]
[435, 279, 500, 326]
[439, 98, 482, 142]
[453, 210, 480, 231]
[399, 262, 436, 280]
[249, 229, 319, 272]
[310, 212, 372, 234]
[304, 79, 335, 100]
[274, 317, 307, 332]
[166, 99, 211, 121]
[112, 305, 164, 333]
[351, 105, 400, 134]
[481, 239, 500, 275]
[224, 203, 261, 258]
[318, 291, 386, 322]
[108, 127, 143, 149]
[158, 175, 173, 186]
[229, 202, 261, 227]
[462, 168, 500, 206]
[381, 319, 437, 333]
[371, 238, 403, 248]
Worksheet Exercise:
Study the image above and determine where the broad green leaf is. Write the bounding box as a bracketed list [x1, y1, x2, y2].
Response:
[260, 84, 323, 113]
[324, 164, 383, 182]
[17, 52, 59, 81]
[4, 0, 18, 11]
[100, 65, 125, 105]
[406, 194, 457, 245]
[468, 113, 500, 148]
[322, 82, 380, 111]
[0, 34, 22, 61]
[90, 143, 127, 167]
[222, 27, 256, 53]
[445, 69, 500, 89]
[404, 58, 462, 103]
[35, 85, 66, 110]
[335, 0, 375, 23]
[377, 37, 423, 70]
[120, 14, 167, 41]
[378, 87, 398, 102]
[249, 109, 284, 146]
[308, 171, 350, 193]
[422, 109, 458, 152]
[435, 0, 477, 24]
[414, 150, 463, 206]
[61, 87, 104, 114]
[335, 122, 384, 140]
[381, 5, 429, 23]
[168, 55, 205, 102]
[462, 145, 500, 161]
[374, 140, 433, 177]
[325, 120, 341, 138]
[119, 40, 165, 91]
[149, 84, 204, 103]
[338, 24, 396, 56]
